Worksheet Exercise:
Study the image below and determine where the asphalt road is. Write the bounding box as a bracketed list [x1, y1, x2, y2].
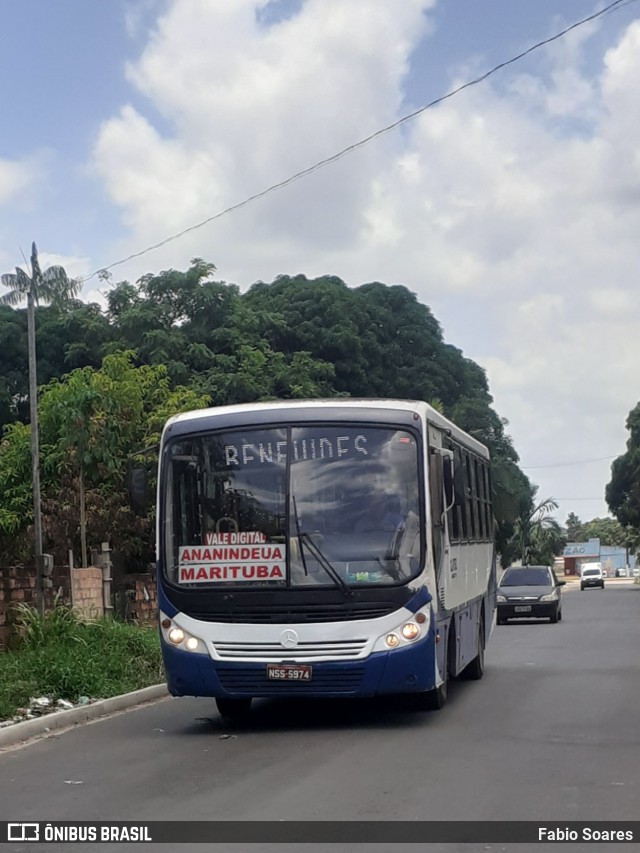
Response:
[1, 580, 639, 853]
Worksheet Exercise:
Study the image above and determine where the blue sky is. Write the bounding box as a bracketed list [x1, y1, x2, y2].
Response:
[2, 0, 640, 527]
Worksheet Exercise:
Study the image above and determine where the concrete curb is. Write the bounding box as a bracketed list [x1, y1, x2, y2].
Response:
[0, 684, 169, 749]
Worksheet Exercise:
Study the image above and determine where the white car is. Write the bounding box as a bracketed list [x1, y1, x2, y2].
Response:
[581, 565, 604, 590]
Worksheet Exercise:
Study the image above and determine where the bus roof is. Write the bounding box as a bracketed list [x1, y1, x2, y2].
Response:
[163, 398, 490, 458]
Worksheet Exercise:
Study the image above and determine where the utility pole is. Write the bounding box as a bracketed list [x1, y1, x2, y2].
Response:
[1, 242, 78, 616]
[27, 277, 44, 616]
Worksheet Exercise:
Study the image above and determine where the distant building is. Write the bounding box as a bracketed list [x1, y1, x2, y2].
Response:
[600, 545, 633, 577]
[561, 539, 600, 576]
[560, 538, 633, 576]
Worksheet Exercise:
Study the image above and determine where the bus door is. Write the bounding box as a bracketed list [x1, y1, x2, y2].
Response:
[428, 429, 455, 608]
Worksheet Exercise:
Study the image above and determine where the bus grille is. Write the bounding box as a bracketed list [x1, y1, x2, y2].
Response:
[213, 639, 368, 660]
[188, 602, 396, 623]
[216, 665, 365, 695]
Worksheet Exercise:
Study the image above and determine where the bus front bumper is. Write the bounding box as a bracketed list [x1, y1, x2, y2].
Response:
[161, 633, 437, 700]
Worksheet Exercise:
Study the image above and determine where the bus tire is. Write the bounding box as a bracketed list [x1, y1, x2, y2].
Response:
[415, 681, 447, 711]
[216, 697, 252, 719]
[414, 666, 448, 711]
[461, 614, 485, 681]
[414, 623, 453, 711]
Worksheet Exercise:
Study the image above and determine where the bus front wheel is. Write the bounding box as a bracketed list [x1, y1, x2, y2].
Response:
[461, 615, 485, 681]
[414, 624, 453, 711]
[216, 697, 252, 719]
[415, 680, 447, 711]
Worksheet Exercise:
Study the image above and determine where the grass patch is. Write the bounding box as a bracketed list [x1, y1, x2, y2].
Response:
[0, 603, 164, 721]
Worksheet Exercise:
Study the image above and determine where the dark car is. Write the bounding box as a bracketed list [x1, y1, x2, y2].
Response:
[496, 565, 565, 624]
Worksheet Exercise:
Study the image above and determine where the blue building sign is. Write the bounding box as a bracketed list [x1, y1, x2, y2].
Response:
[562, 538, 600, 558]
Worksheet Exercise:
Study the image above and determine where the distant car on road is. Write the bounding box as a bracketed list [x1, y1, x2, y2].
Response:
[496, 566, 565, 624]
[581, 565, 605, 590]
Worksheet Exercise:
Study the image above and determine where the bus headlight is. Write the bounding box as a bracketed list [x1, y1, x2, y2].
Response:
[160, 613, 207, 654]
[376, 608, 429, 652]
[401, 622, 420, 641]
[168, 627, 185, 645]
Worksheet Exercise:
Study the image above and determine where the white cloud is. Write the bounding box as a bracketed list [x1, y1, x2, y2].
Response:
[38, 252, 92, 281]
[90, 0, 640, 521]
[92, 0, 433, 277]
[0, 154, 47, 209]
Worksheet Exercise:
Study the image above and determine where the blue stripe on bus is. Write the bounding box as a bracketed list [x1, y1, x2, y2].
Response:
[161, 627, 438, 700]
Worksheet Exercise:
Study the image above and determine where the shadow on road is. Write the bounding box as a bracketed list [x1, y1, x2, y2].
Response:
[178, 679, 475, 736]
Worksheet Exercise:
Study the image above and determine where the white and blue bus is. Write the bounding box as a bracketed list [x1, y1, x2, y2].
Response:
[156, 399, 496, 718]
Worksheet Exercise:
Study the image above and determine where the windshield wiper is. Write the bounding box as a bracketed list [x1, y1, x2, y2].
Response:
[298, 531, 352, 596]
[292, 497, 308, 577]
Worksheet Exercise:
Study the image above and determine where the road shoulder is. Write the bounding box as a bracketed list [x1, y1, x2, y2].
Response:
[0, 684, 169, 751]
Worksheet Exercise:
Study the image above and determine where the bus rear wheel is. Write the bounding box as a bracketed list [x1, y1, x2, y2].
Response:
[216, 697, 252, 719]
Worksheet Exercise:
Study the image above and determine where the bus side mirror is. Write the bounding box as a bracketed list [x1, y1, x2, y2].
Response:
[128, 465, 150, 514]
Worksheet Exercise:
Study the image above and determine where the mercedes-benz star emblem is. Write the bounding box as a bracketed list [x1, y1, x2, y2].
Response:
[280, 629, 299, 649]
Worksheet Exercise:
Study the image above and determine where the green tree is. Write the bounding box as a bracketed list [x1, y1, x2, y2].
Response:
[606, 401, 640, 532]
[565, 512, 583, 541]
[244, 272, 534, 558]
[581, 517, 624, 546]
[0, 422, 32, 537]
[0, 258, 541, 570]
[0, 304, 28, 427]
[1, 244, 80, 610]
[0, 352, 209, 567]
[580, 517, 639, 569]
[0, 301, 114, 434]
[40, 351, 209, 566]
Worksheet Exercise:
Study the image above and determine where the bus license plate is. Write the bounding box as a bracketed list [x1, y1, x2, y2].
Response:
[266, 664, 312, 681]
[514, 605, 532, 612]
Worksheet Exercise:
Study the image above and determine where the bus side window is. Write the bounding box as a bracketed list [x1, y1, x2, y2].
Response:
[483, 464, 494, 539]
[453, 445, 467, 541]
[474, 457, 485, 540]
[476, 459, 490, 541]
[460, 450, 472, 540]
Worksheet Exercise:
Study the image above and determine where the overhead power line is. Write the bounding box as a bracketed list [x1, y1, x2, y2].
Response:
[81, 0, 636, 284]
[522, 455, 618, 470]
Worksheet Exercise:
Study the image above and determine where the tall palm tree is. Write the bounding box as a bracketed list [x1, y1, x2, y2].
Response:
[514, 495, 564, 565]
[0, 243, 80, 612]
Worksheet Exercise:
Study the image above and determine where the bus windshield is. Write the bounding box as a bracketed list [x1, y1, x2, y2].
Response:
[163, 424, 423, 589]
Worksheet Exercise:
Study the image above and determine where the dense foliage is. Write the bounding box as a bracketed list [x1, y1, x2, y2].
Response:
[0, 259, 540, 566]
[0, 603, 162, 720]
[606, 402, 640, 539]
[564, 512, 639, 551]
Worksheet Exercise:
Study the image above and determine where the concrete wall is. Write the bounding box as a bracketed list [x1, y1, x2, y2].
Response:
[0, 564, 157, 650]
